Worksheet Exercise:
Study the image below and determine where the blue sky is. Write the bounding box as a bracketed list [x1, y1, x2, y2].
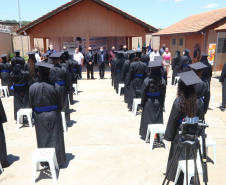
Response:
[0, 0, 226, 29]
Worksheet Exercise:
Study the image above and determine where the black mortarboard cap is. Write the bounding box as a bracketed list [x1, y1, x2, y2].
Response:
[69, 51, 75, 56]
[1, 54, 7, 58]
[148, 59, 162, 68]
[127, 50, 135, 55]
[176, 50, 181, 55]
[49, 52, 63, 60]
[178, 71, 202, 86]
[154, 56, 163, 61]
[142, 46, 146, 50]
[35, 62, 54, 69]
[185, 48, 190, 53]
[201, 53, 208, 57]
[42, 53, 50, 57]
[135, 50, 142, 58]
[189, 62, 208, 71]
[27, 52, 35, 56]
[117, 51, 124, 58]
[14, 50, 20, 53]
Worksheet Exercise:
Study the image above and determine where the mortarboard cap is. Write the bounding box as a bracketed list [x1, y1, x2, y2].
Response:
[154, 56, 163, 61]
[127, 50, 135, 55]
[42, 53, 50, 57]
[142, 46, 147, 50]
[49, 52, 63, 60]
[178, 71, 202, 86]
[35, 62, 54, 69]
[185, 48, 190, 53]
[189, 62, 208, 71]
[27, 52, 35, 55]
[201, 53, 208, 57]
[175, 50, 181, 54]
[148, 59, 162, 68]
[1, 54, 8, 58]
[135, 50, 142, 58]
[14, 50, 20, 53]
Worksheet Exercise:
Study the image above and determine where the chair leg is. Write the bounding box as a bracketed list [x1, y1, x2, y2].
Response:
[213, 145, 216, 165]
[159, 133, 163, 142]
[174, 165, 181, 185]
[164, 140, 168, 150]
[149, 132, 155, 150]
[0, 162, 3, 173]
[49, 161, 57, 182]
[27, 114, 32, 128]
[134, 103, 138, 116]
[54, 153, 59, 171]
[17, 114, 20, 129]
[145, 128, 150, 143]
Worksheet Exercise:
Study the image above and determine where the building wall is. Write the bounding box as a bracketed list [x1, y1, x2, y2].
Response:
[0, 32, 13, 62]
[160, 36, 170, 50]
[185, 34, 203, 58]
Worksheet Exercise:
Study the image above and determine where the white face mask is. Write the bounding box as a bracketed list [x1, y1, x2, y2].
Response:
[75, 50, 78, 54]
[35, 49, 37, 52]
[50, 47, 53, 50]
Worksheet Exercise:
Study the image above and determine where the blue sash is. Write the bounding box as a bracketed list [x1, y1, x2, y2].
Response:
[116, 69, 120, 73]
[55, 81, 65, 86]
[134, 74, 143, 78]
[162, 76, 164, 79]
[183, 64, 189, 67]
[198, 96, 204, 101]
[146, 92, 161, 97]
[1, 70, 9, 73]
[10, 83, 27, 90]
[34, 105, 58, 112]
[73, 69, 77, 72]
[179, 119, 184, 124]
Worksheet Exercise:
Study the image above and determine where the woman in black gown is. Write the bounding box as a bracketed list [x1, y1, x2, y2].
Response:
[220, 62, 226, 111]
[164, 71, 205, 184]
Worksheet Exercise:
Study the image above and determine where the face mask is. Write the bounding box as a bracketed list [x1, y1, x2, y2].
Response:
[165, 50, 169, 52]
[112, 49, 115, 52]
[154, 51, 157, 53]
[50, 47, 53, 50]
[100, 49, 103, 52]
[163, 47, 165, 50]
[75, 50, 78, 54]
[123, 48, 127, 52]
[35, 49, 37, 52]
[89, 50, 92, 52]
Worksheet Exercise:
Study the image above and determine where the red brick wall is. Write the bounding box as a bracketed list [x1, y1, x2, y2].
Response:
[160, 36, 170, 50]
[185, 34, 203, 59]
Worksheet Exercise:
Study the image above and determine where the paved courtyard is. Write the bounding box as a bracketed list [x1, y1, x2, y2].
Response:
[0, 70, 226, 185]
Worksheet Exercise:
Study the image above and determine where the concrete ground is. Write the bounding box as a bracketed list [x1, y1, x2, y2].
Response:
[0, 70, 226, 185]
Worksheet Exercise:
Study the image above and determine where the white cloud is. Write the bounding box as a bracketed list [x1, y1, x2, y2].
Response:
[174, 0, 184, 2]
[202, 4, 219, 9]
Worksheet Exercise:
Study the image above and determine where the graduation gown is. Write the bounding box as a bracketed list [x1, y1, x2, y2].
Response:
[65, 59, 74, 105]
[114, 58, 125, 93]
[121, 60, 130, 103]
[178, 54, 192, 72]
[161, 66, 168, 85]
[0, 61, 13, 95]
[127, 61, 148, 110]
[10, 67, 31, 120]
[29, 81, 66, 164]
[171, 56, 181, 85]
[111, 57, 117, 87]
[71, 59, 79, 85]
[220, 63, 226, 107]
[139, 77, 166, 139]
[24, 62, 39, 86]
[50, 64, 70, 121]
[0, 98, 8, 165]
[164, 98, 204, 183]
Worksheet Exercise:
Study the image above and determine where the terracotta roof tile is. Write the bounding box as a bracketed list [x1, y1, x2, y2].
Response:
[154, 7, 226, 36]
[215, 23, 226, 31]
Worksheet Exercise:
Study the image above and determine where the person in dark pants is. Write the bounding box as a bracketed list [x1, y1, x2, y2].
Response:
[85, 47, 95, 79]
[97, 47, 107, 79]
[109, 46, 116, 79]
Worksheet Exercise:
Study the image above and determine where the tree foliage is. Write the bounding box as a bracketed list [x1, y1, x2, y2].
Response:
[1, 20, 31, 26]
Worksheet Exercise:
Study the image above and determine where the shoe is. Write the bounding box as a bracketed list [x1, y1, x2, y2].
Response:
[220, 107, 225, 111]
[1, 161, 10, 168]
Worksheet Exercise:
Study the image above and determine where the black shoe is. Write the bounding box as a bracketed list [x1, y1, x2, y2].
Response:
[1, 161, 10, 168]
[220, 107, 225, 111]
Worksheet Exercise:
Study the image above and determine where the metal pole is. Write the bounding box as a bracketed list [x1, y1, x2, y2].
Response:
[214, 32, 219, 75]
[18, 0, 24, 57]
[203, 32, 206, 53]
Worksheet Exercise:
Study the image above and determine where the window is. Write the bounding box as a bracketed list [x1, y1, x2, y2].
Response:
[172, 38, 176, 45]
[179, 38, 183, 46]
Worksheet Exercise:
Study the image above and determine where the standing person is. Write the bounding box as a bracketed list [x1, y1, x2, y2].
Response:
[85, 47, 95, 80]
[47, 45, 57, 54]
[0, 54, 13, 96]
[97, 47, 107, 79]
[0, 97, 10, 168]
[139, 59, 166, 140]
[141, 46, 150, 66]
[162, 48, 171, 77]
[171, 51, 181, 85]
[69, 51, 79, 86]
[119, 45, 123, 51]
[34, 47, 41, 62]
[11, 50, 25, 68]
[10, 64, 31, 120]
[111, 51, 118, 87]
[123, 45, 128, 59]
[178, 48, 192, 72]
[121, 50, 135, 103]
[127, 51, 148, 111]
[109, 46, 116, 79]
[193, 44, 200, 63]
[159, 44, 166, 56]
[73, 47, 84, 80]
[220, 62, 226, 111]
[149, 48, 160, 62]
[50, 53, 70, 121]
[29, 62, 66, 167]
[114, 51, 125, 93]
[24, 52, 39, 86]
[164, 71, 204, 184]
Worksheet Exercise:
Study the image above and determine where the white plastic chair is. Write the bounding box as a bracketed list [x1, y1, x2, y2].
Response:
[72, 84, 78, 96]
[61, 112, 67, 132]
[118, 84, 125, 96]
[174, 76, 180, 86]
[174, 160, 203, 185]
[32, 148, 59, 183]
[132, 98, 141, 116]
[146, 124, 168, 150]
[199, 137, 216, 165]
[17, 108, 32, 129]
[0, 162, 3, 173]
[0, 86, 9, 98]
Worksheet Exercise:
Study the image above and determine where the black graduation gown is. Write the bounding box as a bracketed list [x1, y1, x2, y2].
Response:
[10, 68, 31, 120]
[139, 77, 166, 139]
[164, 98, 204, 183]
[171, 56, 181, 85]
[161, 66, 168, 85]
[121, 60, 130, 103]
[114, 58, 125, 93]
[178, 54, 192, 72]
[11, 56, 25, 68]
[71, 60, 79, 85]
[29, 81, 66, 164]
[220, 63, 226, 107]
[65, 59, 74, 105]
[0, 98, 8, 165]
[0, 61, 13, 95]
[127, 61, 148, 110]
[50, 64, 70, 121]
[24, 62, 39, 86]
[141, 54, 150, 66]
[111, 57, 117, 87]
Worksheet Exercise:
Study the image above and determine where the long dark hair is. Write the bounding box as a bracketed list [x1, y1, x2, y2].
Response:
[177, 80, 197, 117]
[148, 68, 163, 92]
[28, 58, 35, 78]
[12, 64, 24, 83]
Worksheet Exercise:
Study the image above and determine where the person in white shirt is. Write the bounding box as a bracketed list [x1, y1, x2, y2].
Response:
[34, 47, 41, 62]
[149, 48, 160, 61]
[74, 47, 84, 79]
